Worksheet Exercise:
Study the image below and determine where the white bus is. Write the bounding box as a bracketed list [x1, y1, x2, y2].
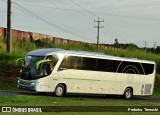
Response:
[17, 48, 156, 99]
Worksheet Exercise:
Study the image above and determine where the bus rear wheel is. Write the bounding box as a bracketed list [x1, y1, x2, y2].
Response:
[55, 84, 66, 97]
[124, 88, 133, 99]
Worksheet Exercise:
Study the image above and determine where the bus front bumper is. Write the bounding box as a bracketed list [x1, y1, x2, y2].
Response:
[17, 79, 36, 91]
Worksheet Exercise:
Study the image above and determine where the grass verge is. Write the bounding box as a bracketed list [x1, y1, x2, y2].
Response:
[0, 95, 160, 114]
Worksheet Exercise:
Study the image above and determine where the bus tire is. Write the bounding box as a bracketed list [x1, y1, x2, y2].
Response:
[124, 88, 133, 99]
[55, 84, 66, 97]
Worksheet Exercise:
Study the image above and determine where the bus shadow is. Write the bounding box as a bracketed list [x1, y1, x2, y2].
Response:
[17, 91, 154, 102]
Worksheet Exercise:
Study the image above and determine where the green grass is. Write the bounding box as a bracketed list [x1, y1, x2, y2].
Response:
[152, 90, 160, 98]
[0, 95, 160, 108]
[0, 96, 160, 114]
[1, 95, 160, 106]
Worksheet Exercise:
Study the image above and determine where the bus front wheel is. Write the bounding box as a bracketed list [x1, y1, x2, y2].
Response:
[55, 84, 66, 97]
[124, 88, 133, 99]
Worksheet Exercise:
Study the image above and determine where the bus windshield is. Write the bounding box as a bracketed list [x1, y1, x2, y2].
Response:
[19, 56, 44, 80]
[19, 55, 59, 80]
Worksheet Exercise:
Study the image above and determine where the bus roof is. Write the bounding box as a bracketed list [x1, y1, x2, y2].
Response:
[28, 48, 155, 64]
[28, 48, 63, 56]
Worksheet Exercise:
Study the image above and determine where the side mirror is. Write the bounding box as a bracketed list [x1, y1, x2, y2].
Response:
[36, 59, 52, 69]
[16, 58, 24, 66]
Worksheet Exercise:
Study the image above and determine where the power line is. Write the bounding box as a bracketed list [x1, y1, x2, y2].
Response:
[101, 12, 160, 22]
[10, 1, 159, 46]
[68, 1, 160, 21]
[68, 0, 99, 18]
[62, 0, 115, 44]
[13, 1, 86, 14]
[16, 0, 105, 43]
[13, 1, 95, 41]
[60, 0, 92, 18]
[103, 22, 132, 44]
[13, 1, 143, 46]
[12, 1, 95, 42]
[13, 1, 96, 39]
[66, 0, 132, 44]
[60, 0, 113, 44]
[99, 29, 114, 43]
[14, 1, 152, 45]
[14, 2, 160, 22]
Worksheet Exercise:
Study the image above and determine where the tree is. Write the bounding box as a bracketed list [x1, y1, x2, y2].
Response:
[114, 39, 118, 48]
[156, 46, 160, 54]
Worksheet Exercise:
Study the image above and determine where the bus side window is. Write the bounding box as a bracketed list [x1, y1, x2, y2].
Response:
[142, 63, 154, 75]
[59, 56, 80, 70]
[106, 60, 121, 73]
[46, 55, 59, 70]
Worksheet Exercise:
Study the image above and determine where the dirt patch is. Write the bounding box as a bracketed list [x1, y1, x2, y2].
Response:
[4, 71, 19, 81]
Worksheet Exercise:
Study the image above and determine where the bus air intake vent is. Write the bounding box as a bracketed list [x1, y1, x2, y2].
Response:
[144, 84, 152, 94]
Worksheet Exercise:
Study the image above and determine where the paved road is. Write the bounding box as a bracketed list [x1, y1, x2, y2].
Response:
[0, 90, 38, 96]
[0, 90, 160, 103]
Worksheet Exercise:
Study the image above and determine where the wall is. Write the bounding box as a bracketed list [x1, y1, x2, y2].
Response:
[0, 27, 84, 45]
[0, 27, 114, 49]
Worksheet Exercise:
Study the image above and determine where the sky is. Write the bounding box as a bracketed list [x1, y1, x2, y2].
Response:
[0, 0, 160, 47]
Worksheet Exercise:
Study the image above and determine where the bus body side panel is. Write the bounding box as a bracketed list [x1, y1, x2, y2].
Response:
[53, 70, 112, 94]
[35, 65, 155, 96]
[78, 71, 115, 94]
[53, 70, 116, 95]
[116, 73, 144, 95]
[95, 72, 115, 94]
[34, 77, 47, 92]
[53, 70, 86, 93]
[117, 73, 155, 96]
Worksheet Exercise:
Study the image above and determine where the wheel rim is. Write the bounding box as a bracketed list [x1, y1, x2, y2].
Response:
[56, 86, 63, 96]
[125, 89, 131, 99]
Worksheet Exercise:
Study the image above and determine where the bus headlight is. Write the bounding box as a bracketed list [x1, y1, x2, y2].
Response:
[31, 81, 38, 86]
[31, 82, 36, 85]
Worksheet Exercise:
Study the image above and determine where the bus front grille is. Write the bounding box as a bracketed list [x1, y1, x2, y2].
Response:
[19, 80, 31, 86]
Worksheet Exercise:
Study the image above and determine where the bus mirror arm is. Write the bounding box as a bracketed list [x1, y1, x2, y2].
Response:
[36, 59, 52, 70]
[16, 58, 24, 66]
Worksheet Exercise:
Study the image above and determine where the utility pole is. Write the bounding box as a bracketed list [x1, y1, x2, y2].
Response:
[153, 42, 157, 53]
[144, 41, 148, 53]
[6, 0, 12, 53]
[94, 17, 104, 51]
